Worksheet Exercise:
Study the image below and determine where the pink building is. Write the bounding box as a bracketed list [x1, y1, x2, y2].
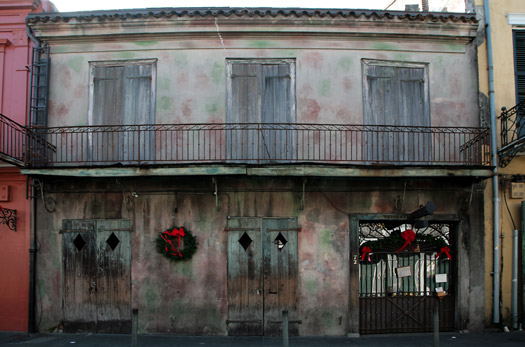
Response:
[0, 0, 54, 332]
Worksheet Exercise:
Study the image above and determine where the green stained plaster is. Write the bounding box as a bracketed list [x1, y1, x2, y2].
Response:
[143, 282, 161, 311]
[135, 40, 158, 47]
[319, 79, 331, 97]
[173, 53, 188, 68]
[394, 53, 409, 61]
[444, 43, 463, 52]
[318, 229, 334, 252]
[159, 96, 172, 111]
[37, 279, 46, 296]
[249, 40, 273, 48]
[52, 46, 69, 54]
[373, 42, 397, 51]
[211, 62, 224, 85]
[68, 56, 84, 73]
[172, 261, 193, 277]
[158, 78, 171, 91]
[117, 52, 136, 59]
[338, 57, 353, 71]
[206, 103, 218, 113]
[304, 279, 318, 296]
[321, 311, 335, 330]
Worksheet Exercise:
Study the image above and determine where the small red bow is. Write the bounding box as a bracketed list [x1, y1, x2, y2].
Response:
[361, 246, 372, 262]
[161, 227, 185, 257]
[396, 229, 416, 253]
[437, 246, 451, 260]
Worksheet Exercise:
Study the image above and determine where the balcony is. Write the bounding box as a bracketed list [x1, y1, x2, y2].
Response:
[17, 123, 490, 171]
[499, 100, 525, 167]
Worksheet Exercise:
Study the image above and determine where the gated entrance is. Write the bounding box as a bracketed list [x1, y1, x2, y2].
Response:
[62, 219, 132, 333]
[358, 221, 455, 334]
[226, 217, 299, 336]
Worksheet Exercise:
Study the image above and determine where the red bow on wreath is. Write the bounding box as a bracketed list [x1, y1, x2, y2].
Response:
[437, 246, 452, 260]
[161, 227, 185, 257]
[396, 229, 416, 253]
[361, 246, 372, 262]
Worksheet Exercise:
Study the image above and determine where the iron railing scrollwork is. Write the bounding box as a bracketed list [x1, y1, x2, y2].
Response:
[499, 100, 525, 167]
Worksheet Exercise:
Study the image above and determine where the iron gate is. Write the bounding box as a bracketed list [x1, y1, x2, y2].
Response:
[358, 222, 455, 334]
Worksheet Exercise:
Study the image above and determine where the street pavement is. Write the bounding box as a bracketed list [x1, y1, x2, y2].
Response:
[1, 331, 525, 346]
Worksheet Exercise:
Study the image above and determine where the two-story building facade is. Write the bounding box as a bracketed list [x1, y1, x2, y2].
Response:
[14, 7, 491, 335]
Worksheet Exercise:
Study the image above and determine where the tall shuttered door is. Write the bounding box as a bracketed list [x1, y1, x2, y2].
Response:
[91, 62, 155, 163]
[514, 30, 525, 137]
[363, 61, 431, 163]
[227, 217, 298, 336]
[62, 219, 132, 333]
[227, 60, 295, 163]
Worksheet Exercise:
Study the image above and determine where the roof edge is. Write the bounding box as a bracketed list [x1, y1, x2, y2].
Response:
[26, 7, 478, 24]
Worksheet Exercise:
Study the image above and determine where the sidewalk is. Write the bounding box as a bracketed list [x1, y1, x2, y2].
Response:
[1, 331, 525, 346]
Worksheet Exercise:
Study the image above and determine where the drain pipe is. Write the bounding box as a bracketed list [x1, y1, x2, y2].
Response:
[483, 0, 501, 324]
[25, 19, 39, 334]
[512, 228, 518, 329]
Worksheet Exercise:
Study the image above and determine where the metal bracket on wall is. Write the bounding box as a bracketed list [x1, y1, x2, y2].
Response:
[0, 205, 16, 231]
[213, 176, 219, 211]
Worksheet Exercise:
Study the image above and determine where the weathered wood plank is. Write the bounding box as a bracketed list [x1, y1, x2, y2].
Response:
[227, 217, 263, 336]
[62, 220, 97, 333]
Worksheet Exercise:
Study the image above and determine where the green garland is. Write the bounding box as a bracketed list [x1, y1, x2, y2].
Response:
[156, 226, 198, 262]
[361, 232, 447, 254]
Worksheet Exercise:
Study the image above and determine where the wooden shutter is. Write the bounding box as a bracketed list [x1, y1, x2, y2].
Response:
[228, 63, 260, 160]
[514, 30, 525, 104]
[364, 62, 430, 163]
[261, 64, 294, 161]
[91, 63, 154, 163]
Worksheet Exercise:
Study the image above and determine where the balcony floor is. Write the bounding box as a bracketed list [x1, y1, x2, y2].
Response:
[20, 164, 493, 178]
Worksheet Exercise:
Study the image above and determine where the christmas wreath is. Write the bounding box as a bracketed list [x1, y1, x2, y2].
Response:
[156, 226, 198, 262]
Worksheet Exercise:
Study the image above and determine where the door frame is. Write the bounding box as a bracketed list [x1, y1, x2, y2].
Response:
[348, 213, 460, 335]
[226, 216, 299, 336]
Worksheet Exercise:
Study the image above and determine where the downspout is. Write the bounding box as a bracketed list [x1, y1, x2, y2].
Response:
[25, 18, 38, 334]
[483, 0, 501, 324]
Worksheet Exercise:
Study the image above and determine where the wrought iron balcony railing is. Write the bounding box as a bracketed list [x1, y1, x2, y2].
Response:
[22, 123, 490, 168]
[499, 100, 525, 167]
[0, 113, 28, 166]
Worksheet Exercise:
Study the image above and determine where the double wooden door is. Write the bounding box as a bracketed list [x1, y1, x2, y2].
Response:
[62, 219, 131, 333]
[227, 217, 299, 336]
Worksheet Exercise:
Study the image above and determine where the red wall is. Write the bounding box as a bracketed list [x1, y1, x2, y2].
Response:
[0, 0, 47, 331]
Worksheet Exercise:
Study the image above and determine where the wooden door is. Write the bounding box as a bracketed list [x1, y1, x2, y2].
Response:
[226, 217, 264, 335]
[262, 218, 299, 336]
[95, 219, 132, 333]
[227, 217, 298, 336]
[63, 220, 98, 332]
[62, 219, 131, 333]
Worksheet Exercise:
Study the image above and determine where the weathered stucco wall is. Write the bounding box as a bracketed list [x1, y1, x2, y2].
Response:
[46, 37, 480, 129]
[34, 176, 484, 335]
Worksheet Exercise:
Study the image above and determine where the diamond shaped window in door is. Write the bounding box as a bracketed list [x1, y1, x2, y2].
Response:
[106, 232, 120, 251]
[274, 232, 288, 251]
[73, 234, 86, 251]
[239, 232, 253, 251]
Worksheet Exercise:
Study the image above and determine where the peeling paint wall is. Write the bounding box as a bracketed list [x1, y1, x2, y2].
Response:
[45, 36, 480, 129]
[34, 177, 484, 335]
